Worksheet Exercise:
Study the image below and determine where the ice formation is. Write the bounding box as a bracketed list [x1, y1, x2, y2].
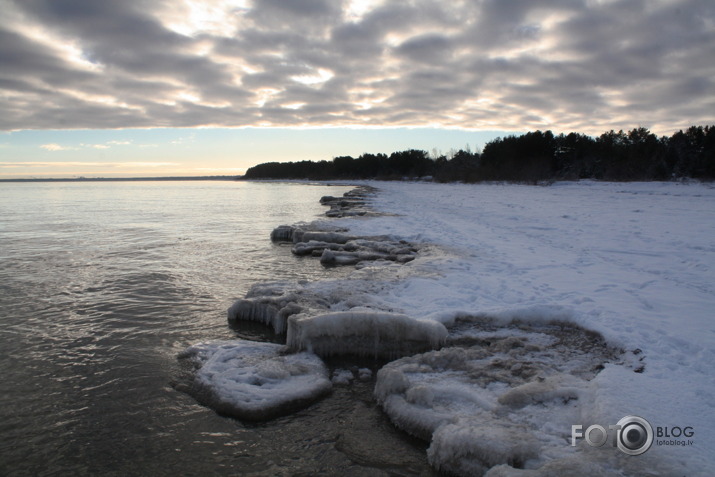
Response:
[374, 320, 620, 475]
[428, 421, 540, 476]
[178, 340, 331, 421]
[227, 279, 380, 335]
[227, 282, 314, 334]
[320, 185, 376, 217]
[330, 367, 373, 385]
[287, 310, 448, 359]
[331, 368, 355, 385]
[272, 224, 417, 266]
[269, 187, 416, 268]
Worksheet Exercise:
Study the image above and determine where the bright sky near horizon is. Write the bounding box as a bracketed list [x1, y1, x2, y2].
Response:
[1, 0, 713, 178]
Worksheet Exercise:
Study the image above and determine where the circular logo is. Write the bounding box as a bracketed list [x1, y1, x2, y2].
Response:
[616, 415, 653, 456]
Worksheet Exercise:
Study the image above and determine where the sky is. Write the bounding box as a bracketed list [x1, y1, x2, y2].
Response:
[1, 0, 713, 178]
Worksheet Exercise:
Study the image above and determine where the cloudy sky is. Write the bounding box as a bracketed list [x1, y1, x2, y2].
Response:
[1, 0, 713, 178]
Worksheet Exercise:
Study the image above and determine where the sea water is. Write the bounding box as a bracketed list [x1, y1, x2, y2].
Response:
[0, 181, 432, 476]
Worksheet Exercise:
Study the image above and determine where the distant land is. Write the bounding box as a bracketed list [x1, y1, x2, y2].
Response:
[244, 125, 715, 183]
[0, 176, 241, 183]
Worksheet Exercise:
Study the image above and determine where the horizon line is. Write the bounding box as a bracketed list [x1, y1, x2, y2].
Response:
[0, 175, 242, 183]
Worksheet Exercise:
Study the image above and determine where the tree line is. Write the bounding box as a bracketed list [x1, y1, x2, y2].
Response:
[243, 125, 715, 183]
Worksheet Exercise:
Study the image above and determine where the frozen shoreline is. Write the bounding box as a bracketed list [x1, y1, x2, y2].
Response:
[330, 180, 714, 475]
[185, 180, 714, 476]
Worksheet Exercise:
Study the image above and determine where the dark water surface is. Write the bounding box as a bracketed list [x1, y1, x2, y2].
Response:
[0, 181, 432, 476]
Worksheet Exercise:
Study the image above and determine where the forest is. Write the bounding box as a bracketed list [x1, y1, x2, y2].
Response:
[243, 125, 715, 183]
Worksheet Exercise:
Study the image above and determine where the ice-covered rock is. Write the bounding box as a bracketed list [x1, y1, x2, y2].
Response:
[270, 187, 416, 269]
[428, 419, 540, 476]
[316, 239, 417, 266]
[298, 231, 356, 244]
[326, 208, 367, 218]
[270, 224, 296, 242]
[331, 368, 355, 385]
[292, 240, 357, 256]
[497, 374, 582, 409]
[228, 299, 288, 334]
[227, 290, 305, 334]
[227, 282, 336, 334]
[374, 347, 501, 440]
[287, 311, 448, 359]
[319, 249, 389, 266]
[357, 367, 373, 380]
[320, 185, 376, 217]
[374, 321, 619, 476]
[271, 223, 352, 244]
[178, 340, 331, 421]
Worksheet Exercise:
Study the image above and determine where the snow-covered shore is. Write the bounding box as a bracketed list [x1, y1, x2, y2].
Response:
[186, 180, 714, 475]
[324, 180, 714, 475]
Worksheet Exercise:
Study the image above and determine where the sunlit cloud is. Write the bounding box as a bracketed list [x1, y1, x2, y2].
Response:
[40, 143, 76, 151]
[291, 68, 334, 86]
[40, 141, 132, 151]
[162, 0, 249, 37]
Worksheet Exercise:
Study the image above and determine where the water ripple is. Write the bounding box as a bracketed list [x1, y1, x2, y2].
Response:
[0, 182, 433, 476]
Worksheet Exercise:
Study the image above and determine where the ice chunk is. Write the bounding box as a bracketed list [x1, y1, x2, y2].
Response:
[270, 224, 296, 242]
[319, 249, 389, 266]
[357, 367, 373, 380]
[428, 419, 540, 476]
[373, 322, 619, 476]
[227, 281, 336, 334]
[330, 367, 374, 385]
[374, 347, 502, 440]
[320, 185, 376, 217]
[331, 368, 354, 385]
[178, 340, 331, 421]
[317, 242, 416, 266]
[228, 296, 301, 334]
[497, 374, 582, 409]
[292, 240, 357, 256]
[298, 231, 356, 244]
[287, 311, 448, 359]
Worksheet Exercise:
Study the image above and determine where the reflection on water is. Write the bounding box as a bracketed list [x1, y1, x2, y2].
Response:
[0, 181, 433, 476]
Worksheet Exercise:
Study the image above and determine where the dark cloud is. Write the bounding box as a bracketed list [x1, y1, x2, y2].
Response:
[1, 0, 713, 133]
[0, 26, 96, 88]
[395, 34, 454, 64]
[249, 0, 343, 24]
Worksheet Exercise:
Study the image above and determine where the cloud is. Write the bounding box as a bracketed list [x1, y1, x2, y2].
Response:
[0, 161, 179, 168]
[395, 34, 455, 64]
[39, 140, 131, 151]
[1, 0, 713, 134]
[40, 143, 75, 151]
